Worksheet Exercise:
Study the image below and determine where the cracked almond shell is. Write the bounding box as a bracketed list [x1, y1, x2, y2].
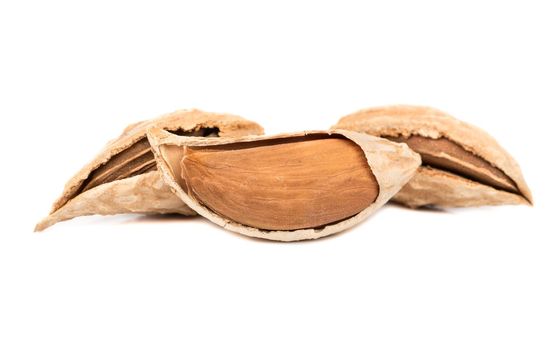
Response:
[148, 128, 421, 241]
[332, 105, 532, 208]
[35, 109, 264, 231]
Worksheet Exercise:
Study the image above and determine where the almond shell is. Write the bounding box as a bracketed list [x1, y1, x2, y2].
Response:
[333, 105, 532, 207]
[35, 109, 264, 231]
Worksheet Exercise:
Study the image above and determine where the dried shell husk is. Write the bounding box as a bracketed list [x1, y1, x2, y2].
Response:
[332, 105, 532, 208]
[148, 129, 421, 241]
[35, 109, 264, 231]
[393, 167, 528, 208]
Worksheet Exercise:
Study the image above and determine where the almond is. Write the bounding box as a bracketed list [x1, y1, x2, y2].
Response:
[333, 105, 532, 208]
[148, 129, 421, 241]
[35, 109, 264, 231]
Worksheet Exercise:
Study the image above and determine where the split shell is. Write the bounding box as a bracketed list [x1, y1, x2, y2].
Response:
[148, 129, 421, 241]
[35, 109, 264, 231]
[332, 105, 532, 208]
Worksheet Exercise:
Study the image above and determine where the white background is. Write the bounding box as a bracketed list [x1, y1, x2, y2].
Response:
[1, 1, 558, 349]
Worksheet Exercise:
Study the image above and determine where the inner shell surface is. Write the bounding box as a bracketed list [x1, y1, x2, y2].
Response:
[180, 135, 379, 231]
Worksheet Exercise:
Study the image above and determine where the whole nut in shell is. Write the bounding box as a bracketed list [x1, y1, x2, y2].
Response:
[332, 105, 532, 208]
[148, 128, 421, 241]
[35, 109, 264, 231]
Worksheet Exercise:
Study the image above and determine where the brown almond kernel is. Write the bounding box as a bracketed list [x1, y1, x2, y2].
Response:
[388, 135, 518, 193]
[80, 128, 218, 194]
[180, 136, 379, 231]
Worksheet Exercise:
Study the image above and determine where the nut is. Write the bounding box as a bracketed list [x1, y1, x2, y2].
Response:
[332, 105, 532, 208]
[148, 129, 421, 241]
[35, 109, 264, 231]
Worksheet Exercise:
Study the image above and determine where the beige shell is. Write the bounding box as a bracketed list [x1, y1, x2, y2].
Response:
[332, 105, 532, 208]
[35, 109, 264, 231]
[148, 128, 421, 241]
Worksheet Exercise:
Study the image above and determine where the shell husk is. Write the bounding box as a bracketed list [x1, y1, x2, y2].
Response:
[333, 105, 532, 208]
[392, 167, 528, 208]
[35, 109, 264, 231]
[148, 128, 421, 241]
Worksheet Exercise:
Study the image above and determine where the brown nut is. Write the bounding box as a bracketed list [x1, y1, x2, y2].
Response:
[35, 109, 264, 231]
[148, 129, 421, 241]
[332, 105, 532, 208]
